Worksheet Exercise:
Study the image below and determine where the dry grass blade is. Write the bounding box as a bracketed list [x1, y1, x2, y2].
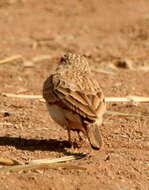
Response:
[32, 55, 51, 63]
[0, 158, 22, 166]
[106, 111, 149, 118]
[0, 54, 51, 67]
[105, 96, 149, 103]
[92, 68, 114, 75]
[23, 60, 34, 68]
[0, 55, 23, 65]
[0, 155, 86, 173]
[29, 155, 85, 164]
[0, 93, 42, 99]
[0, 163, 86, 173]
[1, 93, 149, 104]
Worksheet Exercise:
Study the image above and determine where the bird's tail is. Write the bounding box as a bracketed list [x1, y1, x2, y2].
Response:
[86, 123, 102, 150]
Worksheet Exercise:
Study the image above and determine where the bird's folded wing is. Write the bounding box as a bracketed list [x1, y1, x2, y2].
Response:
[54, 85, 105, 121]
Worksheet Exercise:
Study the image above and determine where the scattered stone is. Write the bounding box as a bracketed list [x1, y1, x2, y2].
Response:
[115, 59, 134, 69]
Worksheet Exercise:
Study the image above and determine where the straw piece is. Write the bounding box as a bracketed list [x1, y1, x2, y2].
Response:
[1, 93, 149, 103]
[23, 61, 34, 68]
[0, 93, 42, 99]
[0, 55, 23, 65]
[32, 55, 51, 63]
[105, 96, 149, 103]
[0, 155, 86, 173]
[29, 155, 85, 164]
[106, 111, 149, 118]
[0, 163, 86, 173]
[92, 68, 114, 75]
[0, 158, 22, 166]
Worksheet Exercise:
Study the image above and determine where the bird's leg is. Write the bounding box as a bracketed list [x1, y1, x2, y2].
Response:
[77, 131, 83, 141]
[67, 127, 71, 144]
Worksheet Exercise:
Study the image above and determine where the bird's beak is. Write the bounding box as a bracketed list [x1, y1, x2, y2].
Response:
[86, 124, 102, 150]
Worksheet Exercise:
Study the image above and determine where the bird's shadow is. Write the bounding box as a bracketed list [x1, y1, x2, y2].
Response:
[0, 136, 77, 155]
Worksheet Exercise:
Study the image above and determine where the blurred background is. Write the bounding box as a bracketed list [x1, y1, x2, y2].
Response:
[1, 0, 149, 60]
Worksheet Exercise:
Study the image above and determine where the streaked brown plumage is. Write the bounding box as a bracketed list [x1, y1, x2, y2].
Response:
[43, 53, 106, 149]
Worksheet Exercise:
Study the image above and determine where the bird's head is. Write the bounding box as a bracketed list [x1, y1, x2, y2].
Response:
[57, 53, 90, 73]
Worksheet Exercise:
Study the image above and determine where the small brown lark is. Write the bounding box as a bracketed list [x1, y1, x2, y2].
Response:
[43, 53, 106, 149]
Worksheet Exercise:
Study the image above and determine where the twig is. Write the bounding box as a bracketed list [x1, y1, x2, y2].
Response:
[0, 55, 23, 65]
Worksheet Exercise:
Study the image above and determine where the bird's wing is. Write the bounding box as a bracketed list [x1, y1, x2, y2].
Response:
[46, 73, 106, 121]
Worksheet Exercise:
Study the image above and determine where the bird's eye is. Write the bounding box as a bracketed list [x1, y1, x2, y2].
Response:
[60, 57, 65, 63]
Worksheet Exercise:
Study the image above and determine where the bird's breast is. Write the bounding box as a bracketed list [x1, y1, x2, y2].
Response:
[46, 103, 68, 128]
[46, 103, 85, 132]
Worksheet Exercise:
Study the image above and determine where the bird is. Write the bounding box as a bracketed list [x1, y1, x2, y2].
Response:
[43, 53, 106, 149]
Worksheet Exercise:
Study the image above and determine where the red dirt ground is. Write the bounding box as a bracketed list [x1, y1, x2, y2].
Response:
[0, 0, 149, 189]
